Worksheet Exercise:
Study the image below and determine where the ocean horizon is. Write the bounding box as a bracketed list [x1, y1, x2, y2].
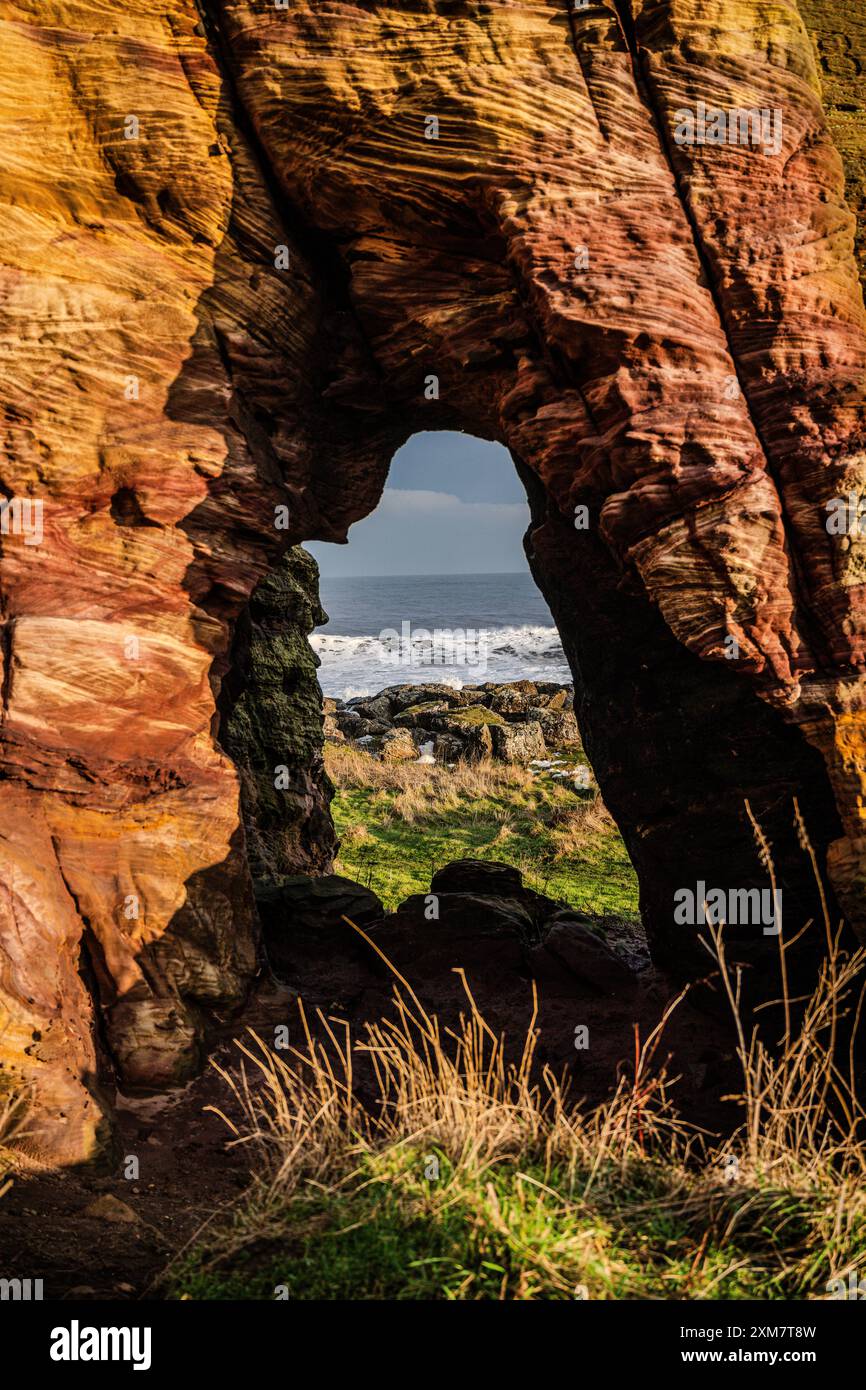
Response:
[311, 570, 570, 699]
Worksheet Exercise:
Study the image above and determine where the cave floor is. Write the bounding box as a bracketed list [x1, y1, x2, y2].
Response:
[0, 924, 745, 1302]
[0, 983, 293, 1301]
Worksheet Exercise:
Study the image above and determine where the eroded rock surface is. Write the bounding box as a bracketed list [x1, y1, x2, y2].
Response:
[223, 546, 337, 878]
[0, 0, 864, 1158]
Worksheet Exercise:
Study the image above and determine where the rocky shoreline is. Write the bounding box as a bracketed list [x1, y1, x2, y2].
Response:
[323, 679, 581, 764]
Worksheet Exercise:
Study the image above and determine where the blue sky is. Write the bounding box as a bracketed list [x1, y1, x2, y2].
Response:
[306, 432, 531, 577]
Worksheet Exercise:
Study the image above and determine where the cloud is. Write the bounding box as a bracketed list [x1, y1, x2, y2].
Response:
[386, 431, 525, 504]
[307, 488, 531, 577]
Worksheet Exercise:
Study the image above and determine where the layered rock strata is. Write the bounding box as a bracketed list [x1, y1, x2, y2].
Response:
[0, 0, 864, 1158]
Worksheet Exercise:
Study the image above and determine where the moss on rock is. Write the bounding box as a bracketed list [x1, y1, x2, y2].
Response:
[223, 546, 337, 879]
[444, 706, 506, 727]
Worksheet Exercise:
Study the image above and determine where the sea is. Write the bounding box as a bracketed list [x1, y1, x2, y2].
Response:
[311, 572, 570, 700]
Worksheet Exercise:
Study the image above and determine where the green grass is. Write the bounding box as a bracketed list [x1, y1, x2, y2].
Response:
[166, 1143, 866, 1302]
[327, 746, 639, 919]
[162, 883, 866, 1302]
[163, 757, 866, 1303]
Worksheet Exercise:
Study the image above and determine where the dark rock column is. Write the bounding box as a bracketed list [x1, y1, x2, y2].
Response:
[221, 546, 337, 882]
[523, 496, 846, 987]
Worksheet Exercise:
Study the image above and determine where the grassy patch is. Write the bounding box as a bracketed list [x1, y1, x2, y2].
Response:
[167, 1142, 866, 1301]
[165, 923, 866, 1301]
[326, 743, 639, 918]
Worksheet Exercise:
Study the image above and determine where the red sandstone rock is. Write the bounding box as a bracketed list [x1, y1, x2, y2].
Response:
[0, 0, 864, 1159]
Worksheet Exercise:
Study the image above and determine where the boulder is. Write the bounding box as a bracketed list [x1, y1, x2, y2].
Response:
[454, 687, 491, 707]
[433, 733, 465, 763]
[383, 684, 464, 712]
[490, 720, 547, 762]
[532, 706, 580, 745]
[431, 860, 525, 895]
[354, 717, 392, 738]
[538, 685, 573, 709]
[486, 685, 537, 717]
[430, 706, 504, 734]
[255, 873, 384, 977]
[533, 912, 635, 994]
[483, 680, 539, 697]
[392, 700, 452, 728]
[346, 694, 394, 723]
[383, 893, 534, 961]
[463, 724, 494, 760]
[378, 728, 418, 762]
[382, 865, 540, 972]
[426, 859, 569, 937]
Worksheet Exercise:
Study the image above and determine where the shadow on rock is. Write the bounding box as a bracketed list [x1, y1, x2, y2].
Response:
[255, 857, 742, 1134]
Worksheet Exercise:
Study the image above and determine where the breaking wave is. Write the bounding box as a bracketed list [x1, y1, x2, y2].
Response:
[310, 623, 569, 700]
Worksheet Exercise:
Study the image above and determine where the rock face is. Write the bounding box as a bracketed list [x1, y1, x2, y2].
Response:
[0, 0, 865, 1159]
[222, 546, 336, 879]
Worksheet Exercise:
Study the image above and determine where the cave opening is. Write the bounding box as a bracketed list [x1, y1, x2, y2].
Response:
[218, 429, 673, 1113]
[221, 418, 845, 1009]
[301, 429, 641, 932]
[221, 428, 643, 961]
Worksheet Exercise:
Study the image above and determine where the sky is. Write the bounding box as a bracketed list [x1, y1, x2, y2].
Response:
[305, 432, 531, 578]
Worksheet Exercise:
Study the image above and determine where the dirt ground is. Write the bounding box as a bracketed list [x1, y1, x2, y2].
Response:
[0, 983, 297, 1301]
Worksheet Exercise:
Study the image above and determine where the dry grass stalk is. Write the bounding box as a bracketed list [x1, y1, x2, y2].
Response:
[190, 810, 866, 1298]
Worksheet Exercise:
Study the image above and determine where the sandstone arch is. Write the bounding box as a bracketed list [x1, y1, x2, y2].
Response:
[0, 0, 864, 1160]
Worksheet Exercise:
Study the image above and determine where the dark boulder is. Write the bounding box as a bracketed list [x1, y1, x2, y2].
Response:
[377, 888, 533, 981]
[383, 683, 464, 712]
[345, 693, 394, 723]
[392, 699, 452, 728]
[429, 859, 568, 938]
[430, 860, 524, 895]
[528, 912, 635, 995]
[383, 860, 635, 993]
[433, 732, 464, 763]
[256, 873, 384, 977]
